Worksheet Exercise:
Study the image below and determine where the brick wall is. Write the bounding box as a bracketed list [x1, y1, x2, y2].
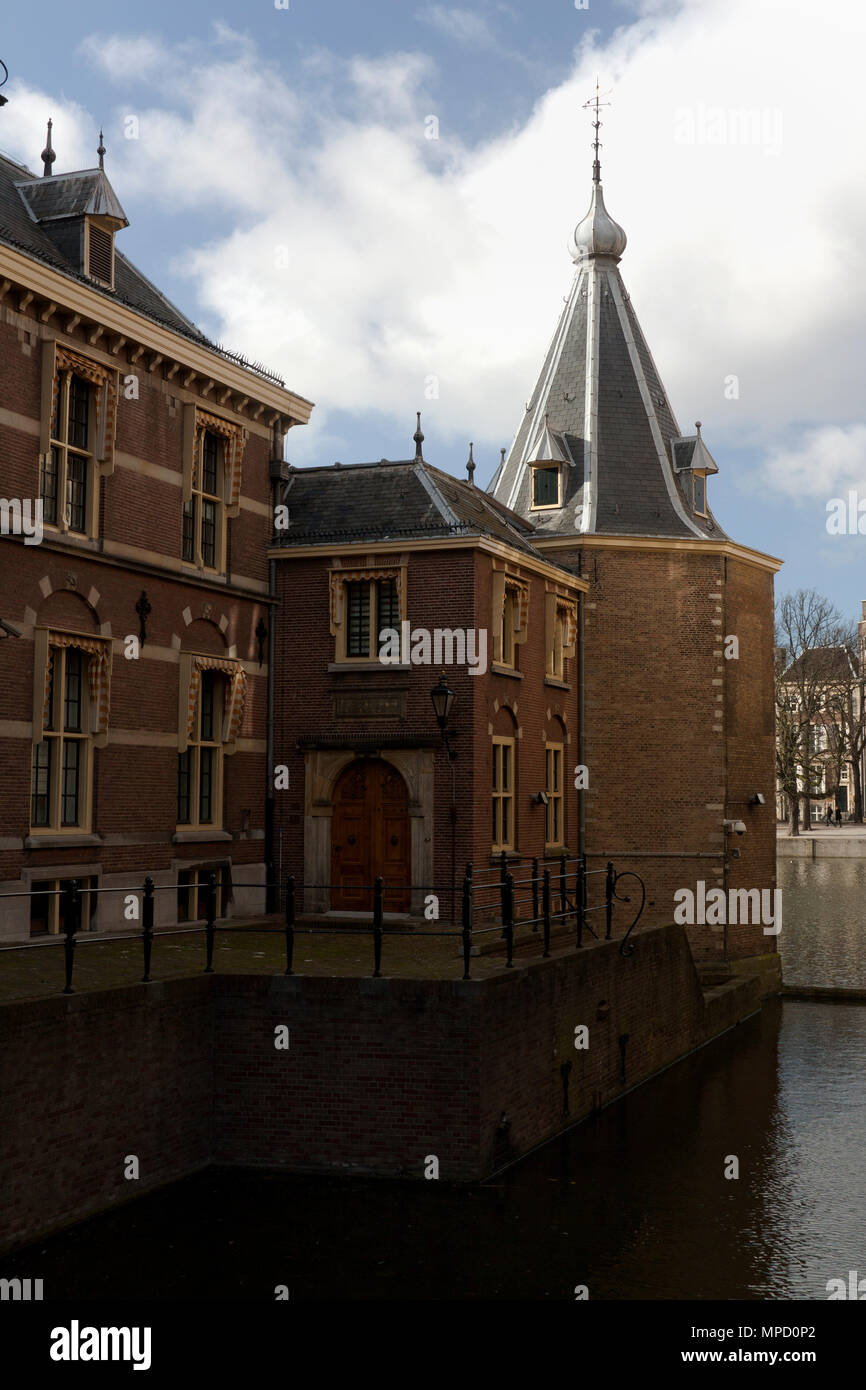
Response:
[0, 303, 277, 938]
[0, 924, 763, 1252]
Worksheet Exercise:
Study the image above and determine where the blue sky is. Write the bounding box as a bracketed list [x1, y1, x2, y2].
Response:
[3, 0, 866, 621]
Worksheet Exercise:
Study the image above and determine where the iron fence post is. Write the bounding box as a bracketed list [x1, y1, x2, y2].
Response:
[372, 876, 383, 978]
[504, 871, 514, 967]
[284, 875, 295, 976]
[605, 861, 615, 940]
[141, 876, 154, 982]
[576, 856, 584, 949]
[559, 853, 567, 922]
[461, 866, 473, 981]
[531, 857, 539, 932]
[204, 871, 217, 972]
[542, 869, 551, 958]
[62, 880, 79, 994]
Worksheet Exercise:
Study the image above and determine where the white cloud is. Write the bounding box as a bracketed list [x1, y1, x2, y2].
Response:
[4, 1, 866, 477]
[417, 6, 498, 48]
[761, 426, 866, 501]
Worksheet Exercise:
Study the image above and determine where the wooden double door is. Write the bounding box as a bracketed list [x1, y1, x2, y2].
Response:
[330, 759, 411, 912]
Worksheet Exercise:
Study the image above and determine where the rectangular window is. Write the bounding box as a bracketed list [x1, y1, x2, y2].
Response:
[45, 372, 94, 536]
[185, 430, 224, 571]
[500, 590, 516, 668]
[492, 737, 515, 851]
[30, 644, 94, 832]
[177, 670, 225, 827]
[337, 575, 401, 660]
[531, 465, 560, 509]
[30, 876, 98, 936]
[177, 867, 224, 922]
[693, 471, 707, 515]
[545, 744, 564, 848]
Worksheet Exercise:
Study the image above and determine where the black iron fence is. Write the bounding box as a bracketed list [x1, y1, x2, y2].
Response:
[0, 853, 645, 994]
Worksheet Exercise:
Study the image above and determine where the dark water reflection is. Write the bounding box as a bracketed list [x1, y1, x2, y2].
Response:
[779, 857, 866, 989]
[3, 1000, 865, 1300]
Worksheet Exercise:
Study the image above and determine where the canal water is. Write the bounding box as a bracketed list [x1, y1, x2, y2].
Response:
[2, 858, 865, 1300]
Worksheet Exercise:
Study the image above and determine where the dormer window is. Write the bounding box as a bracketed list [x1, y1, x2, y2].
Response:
[531, 464, 561, 510]
[526, 415, 568, 511]
[692, 470, 707, 516]
[86, 220, 114, 288]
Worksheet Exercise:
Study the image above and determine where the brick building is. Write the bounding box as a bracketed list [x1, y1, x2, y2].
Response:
[271, 426, 587, 919]
[488, 140, 782, 971]
[0, 130, 311, 939]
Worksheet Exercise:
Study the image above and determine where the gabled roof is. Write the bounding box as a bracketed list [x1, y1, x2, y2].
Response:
[489, 165, 729, 542]
[273, 456, 569, 568]
[0, 151, 285, 387]
[16, 167, 128, 225]
[781, 646, 858, 685]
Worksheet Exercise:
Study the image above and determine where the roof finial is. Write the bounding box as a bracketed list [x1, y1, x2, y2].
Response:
[466, 442, 475, 485]
[97, 129, 106, 171]
[41, 118, 56, 178]
[413, 410, 424, 463]
[582, 78, 611, 185]
[500, 447, 506, 468]
[695, 420, 702, 436]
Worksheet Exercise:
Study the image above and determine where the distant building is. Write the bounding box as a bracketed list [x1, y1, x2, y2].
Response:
[776, 644, 862, 822]
[0, 126, 311, 939]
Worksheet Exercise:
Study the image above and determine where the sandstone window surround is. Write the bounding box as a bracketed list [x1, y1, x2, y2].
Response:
[39, 340, 120, 537]
[181, 406, 247, 572]
[544, 589, 577, 680]
[492, 735, 515, 851]
[492, 567, 530, 669]
[328, 560, 408, 664]
[30, 629, 112, 835]
[545, 742, 565, 849]
[177, 653, 247, 756]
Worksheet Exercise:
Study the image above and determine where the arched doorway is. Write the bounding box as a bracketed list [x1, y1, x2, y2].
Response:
[330, 759, 411, 912]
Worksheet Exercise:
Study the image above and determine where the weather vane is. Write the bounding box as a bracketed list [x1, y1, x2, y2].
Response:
[583, 77, 612, 182]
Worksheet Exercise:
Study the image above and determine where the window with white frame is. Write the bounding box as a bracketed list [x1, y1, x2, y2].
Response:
[492, 736, 515, 851]
[545, 743, 564, 848]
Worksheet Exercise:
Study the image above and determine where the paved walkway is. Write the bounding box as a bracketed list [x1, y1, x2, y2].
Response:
[777, 823, 866, 839]
[0, 916, 596, 1006]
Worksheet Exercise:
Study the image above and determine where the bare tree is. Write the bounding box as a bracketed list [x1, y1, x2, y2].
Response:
[775, 590, 849, 835]
[822, 622, 866, 823]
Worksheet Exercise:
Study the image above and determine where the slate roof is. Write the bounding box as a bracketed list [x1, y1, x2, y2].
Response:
[274, 457, 575, 570]
[489, 179, 729, 542]
[0, 151, 285, 386]
[781, 646, 858, 685]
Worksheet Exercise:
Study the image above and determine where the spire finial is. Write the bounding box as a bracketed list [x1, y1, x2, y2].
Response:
[97, 128, 106, 171]
[413, 410, 424, 463]
[466, 442, 475, 485]
[41, 118, 56, 178]
[582, 78, 611, 184]
[500, 447, 506, 467]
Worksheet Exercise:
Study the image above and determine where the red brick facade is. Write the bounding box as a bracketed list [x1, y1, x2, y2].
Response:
[0, 271, 309, 939]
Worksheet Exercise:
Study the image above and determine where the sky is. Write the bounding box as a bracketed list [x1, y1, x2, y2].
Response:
[2, 0, 865, 619]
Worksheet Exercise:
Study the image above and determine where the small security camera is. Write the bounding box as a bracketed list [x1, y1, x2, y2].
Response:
[0, 617, 22, 638]
[532, 790, 550, 807]
[751, 792, 766, 806]
[733, 819, 747, 835]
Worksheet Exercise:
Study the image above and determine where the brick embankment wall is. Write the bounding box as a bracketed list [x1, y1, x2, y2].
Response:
[0, 925, 764, 1252]
[0, 976, 213, 1254]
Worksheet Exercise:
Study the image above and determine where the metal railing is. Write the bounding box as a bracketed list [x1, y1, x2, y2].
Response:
[0, 855, 646, 993]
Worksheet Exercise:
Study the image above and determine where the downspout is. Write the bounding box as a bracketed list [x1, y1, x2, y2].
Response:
[264, 418, 284, 913]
